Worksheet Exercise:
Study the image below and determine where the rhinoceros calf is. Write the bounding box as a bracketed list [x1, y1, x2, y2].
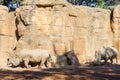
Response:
[94, 46, 118, 64]
[7, 49, 52, 68]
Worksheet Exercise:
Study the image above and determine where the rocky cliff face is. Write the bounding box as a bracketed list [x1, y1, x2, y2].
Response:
[112, 5, 120, 59]
[14, 0, 113, 65]
[0, 0, 119, 66]
[0, 5, 16, 66]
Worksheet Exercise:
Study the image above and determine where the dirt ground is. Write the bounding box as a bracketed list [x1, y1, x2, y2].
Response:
[0, 63, 120, 80]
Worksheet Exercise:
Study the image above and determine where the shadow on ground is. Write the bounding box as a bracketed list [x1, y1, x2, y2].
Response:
[0, 64, 120, 80]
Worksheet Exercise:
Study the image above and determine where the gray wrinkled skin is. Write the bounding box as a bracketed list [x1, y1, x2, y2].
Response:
[94, 47, 118, 64]
[7, 49, 52, 68]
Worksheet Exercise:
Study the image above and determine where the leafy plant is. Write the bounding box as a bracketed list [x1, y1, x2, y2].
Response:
[0, 0, 4, 5]
[0, 0, 24, 5]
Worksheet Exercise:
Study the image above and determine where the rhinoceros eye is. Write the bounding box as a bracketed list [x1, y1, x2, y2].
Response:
[7, 58, 9, 61]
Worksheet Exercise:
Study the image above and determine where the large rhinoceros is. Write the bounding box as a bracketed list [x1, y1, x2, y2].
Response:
[7, 49, 52, 68]
[94, 46, 118, 64]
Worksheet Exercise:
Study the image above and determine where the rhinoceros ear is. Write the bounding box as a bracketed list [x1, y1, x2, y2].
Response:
[95, 50, 97, 53]
[11, 50, 18, 58]
[103, 46, 105, 48]
[95, 50, 98, 56]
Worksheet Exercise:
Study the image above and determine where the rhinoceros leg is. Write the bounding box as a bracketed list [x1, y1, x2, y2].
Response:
[110, 59, 113, 64]
[46, 58, 52, 68]
[39, 59, 45, 68]
[104, 59, 107, 63]
[24, 58, 31, 68]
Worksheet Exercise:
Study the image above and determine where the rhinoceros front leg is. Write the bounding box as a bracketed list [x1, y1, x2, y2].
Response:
[110, 59, 113, 64]
[39, 59, 45, 69]
[24, 58, 31, 68]
[104, 59, 107, 64]
[46, 57, 52, 68]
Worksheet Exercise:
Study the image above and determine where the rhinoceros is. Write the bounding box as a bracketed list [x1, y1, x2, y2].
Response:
[94, 46, 118, 64]
[7, 49, 52, 68]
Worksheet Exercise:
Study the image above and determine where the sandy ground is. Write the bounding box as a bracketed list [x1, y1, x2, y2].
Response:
[0, 63, 120, 80]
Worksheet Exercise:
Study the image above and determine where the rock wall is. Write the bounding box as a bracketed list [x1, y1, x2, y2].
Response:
[14, 0, 113, 65]
[0, 0, 120, 66]
[112, 5, 120, 59]
[0, 5, 16, 66]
